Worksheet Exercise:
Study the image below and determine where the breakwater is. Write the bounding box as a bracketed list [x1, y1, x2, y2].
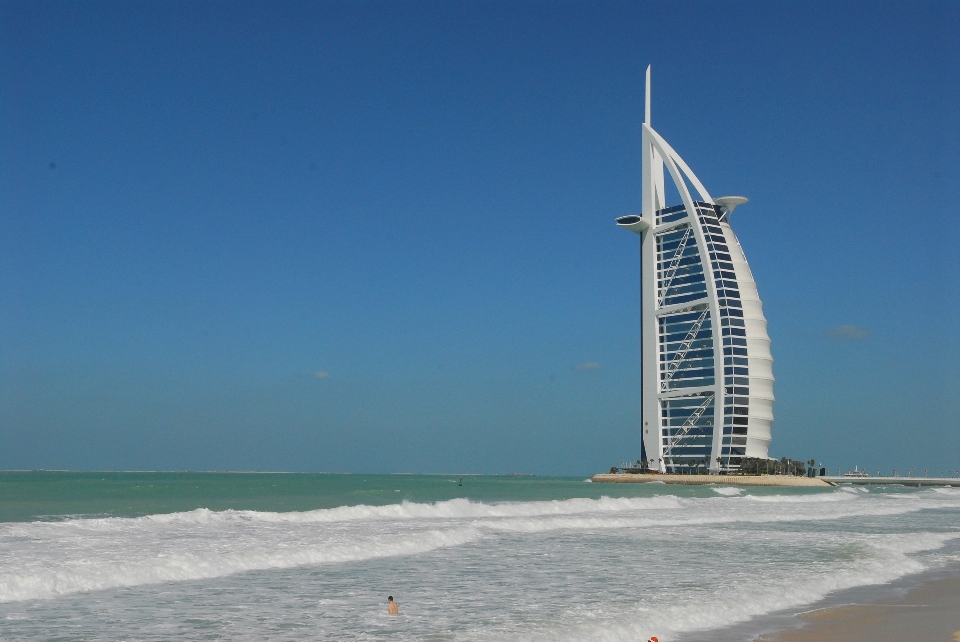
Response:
[821, 476, 960, 487]
[591, 473, 832, 487]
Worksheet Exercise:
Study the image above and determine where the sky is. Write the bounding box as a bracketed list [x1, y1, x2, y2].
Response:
[2, 1, 958, 475]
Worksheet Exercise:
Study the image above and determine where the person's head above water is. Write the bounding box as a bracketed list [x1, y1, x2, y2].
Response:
[388, 596, 393, 601]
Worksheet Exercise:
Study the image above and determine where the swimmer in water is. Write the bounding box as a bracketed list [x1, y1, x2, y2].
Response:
[388, 595, 399, 615]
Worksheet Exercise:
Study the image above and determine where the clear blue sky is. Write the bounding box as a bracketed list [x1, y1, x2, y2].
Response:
[2, 1, 958, 475]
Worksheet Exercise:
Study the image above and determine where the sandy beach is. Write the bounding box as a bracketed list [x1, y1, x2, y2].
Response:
[755, 576, 960, 642]
[591, 473, 831, 487]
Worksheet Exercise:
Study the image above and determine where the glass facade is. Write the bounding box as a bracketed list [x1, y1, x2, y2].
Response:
[654, 202, 754, 472]
[658, 308, 713, 391]
[661, 393, 714, 467]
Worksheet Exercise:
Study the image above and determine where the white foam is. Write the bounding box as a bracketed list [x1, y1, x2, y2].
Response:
[711, 486, 744, 496]
[931, 485, 960, 495]
[72, 494, 686, 529]
[525, 531, 960, 642]
[0, 524, 486, 603]
[2, 487, 959, 611]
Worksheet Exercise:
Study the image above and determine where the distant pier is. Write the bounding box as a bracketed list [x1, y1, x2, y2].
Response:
[821, 476, 960, 487]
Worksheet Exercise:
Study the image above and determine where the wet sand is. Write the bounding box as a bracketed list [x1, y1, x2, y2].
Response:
[755, 576, 960, 642]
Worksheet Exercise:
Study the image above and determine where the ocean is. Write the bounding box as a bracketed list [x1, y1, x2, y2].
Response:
[2, 472, 959, 641]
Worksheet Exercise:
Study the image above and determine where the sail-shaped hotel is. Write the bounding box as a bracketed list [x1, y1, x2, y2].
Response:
[617, 67, 774, 473]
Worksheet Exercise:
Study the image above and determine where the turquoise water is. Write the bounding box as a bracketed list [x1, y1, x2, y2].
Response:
[2, 472, 959, 641]
[0, 471, 778, 522]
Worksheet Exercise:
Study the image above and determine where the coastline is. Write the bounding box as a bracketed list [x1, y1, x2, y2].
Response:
[753, 574, 960, 642]
[590, 473, 831, 487]
[690, 561, 960, 642]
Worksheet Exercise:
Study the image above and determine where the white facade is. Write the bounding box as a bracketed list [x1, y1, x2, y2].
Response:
[617, 67, 774, 473]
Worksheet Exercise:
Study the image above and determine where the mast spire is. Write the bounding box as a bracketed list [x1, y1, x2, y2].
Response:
[644, 65, 651, 125]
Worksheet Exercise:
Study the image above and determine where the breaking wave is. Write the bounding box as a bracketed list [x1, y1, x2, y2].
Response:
[2, 487, 959, 608]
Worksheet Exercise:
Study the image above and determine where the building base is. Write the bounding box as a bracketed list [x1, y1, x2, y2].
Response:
[590, 473, 831, 487]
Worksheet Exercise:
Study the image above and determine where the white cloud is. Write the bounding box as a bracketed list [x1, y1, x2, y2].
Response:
[824, 325, 871, 340]
[314, 371, 332, 379]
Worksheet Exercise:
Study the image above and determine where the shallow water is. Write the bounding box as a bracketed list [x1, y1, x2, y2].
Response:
[2, 473, 959, 641]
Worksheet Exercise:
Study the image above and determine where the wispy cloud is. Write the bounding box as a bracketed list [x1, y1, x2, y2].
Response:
[575, 362, 603, 371]
[314, 371, 332, 379]
[824, 325, 871, 341]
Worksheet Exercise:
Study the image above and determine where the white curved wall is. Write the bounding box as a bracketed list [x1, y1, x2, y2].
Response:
[721, 221, 774, 459]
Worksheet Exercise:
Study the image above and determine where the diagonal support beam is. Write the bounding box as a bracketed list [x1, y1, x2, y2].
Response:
[657, 226, 693, 307]
[663, 393, 714, 458]
[660, 307, 709, 391]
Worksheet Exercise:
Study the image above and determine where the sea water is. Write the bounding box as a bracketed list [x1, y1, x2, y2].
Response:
[1, 472, 959, 641]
